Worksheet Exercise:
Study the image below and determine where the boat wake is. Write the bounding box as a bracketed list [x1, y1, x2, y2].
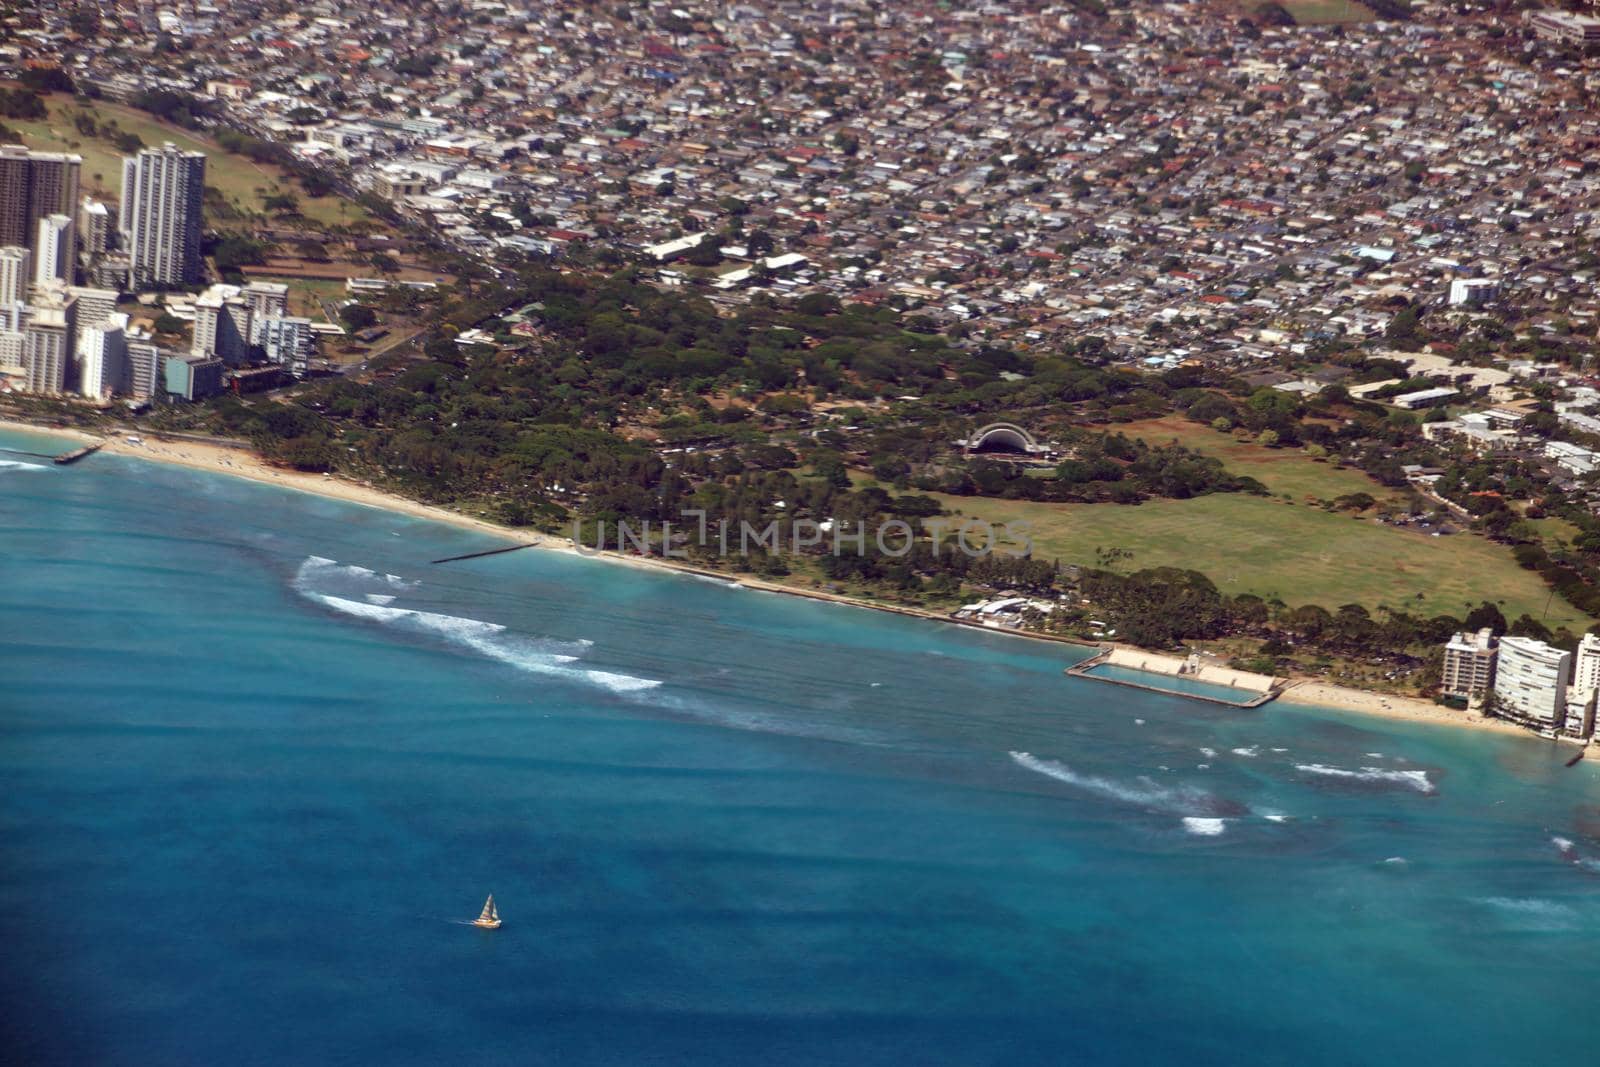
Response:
[293, 556, 657, 696]
[1294, 763, 1435, 795]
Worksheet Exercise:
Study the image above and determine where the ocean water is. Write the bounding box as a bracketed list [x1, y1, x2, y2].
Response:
[3, 428, 1600, 1066]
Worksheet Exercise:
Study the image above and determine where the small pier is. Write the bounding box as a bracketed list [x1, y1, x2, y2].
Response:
[1067, 648, 1284, 709]
[430, 542, 539, 565]
[53, 443, 102, 465]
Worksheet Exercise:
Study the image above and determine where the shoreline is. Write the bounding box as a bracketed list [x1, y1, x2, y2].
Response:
[1, 416, 1579, 746]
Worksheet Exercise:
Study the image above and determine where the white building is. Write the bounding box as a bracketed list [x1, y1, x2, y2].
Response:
[68, 285, 118, 330]
[1441, 628, 1497, 700]
[1563, 633, 1600, 739]
[0, 244, 28, 325]
[125, 333, 161, 401]
[32, 213, 74, 285]
[1447, 278, 1499, 307]
[192, 284, 252, 364]
[21, 295, 76, 395]
[77, 312, 128, 400]
[121, 143, 206, 288]
[78, 197, 111, 254]
[241, 280, 288, 320]
[1492, 636, 1571, 731]
[251, 314, 315, 377]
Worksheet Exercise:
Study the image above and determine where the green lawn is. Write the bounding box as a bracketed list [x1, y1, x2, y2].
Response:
[931, 491, 1591, 630]
[241, 274, 349, 318]
[8, 95, 370, 229]
[1283, 0, 1373, 23]
[1120, 416, 1400, 504]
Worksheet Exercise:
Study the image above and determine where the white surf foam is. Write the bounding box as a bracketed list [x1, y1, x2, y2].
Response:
[1182, 817, 1226, 836]
[1198, 747, 1217, 758]
[295, 557, 657, 695]
[1231, 746, 1259, 758]
[1263, 814, 1290, 823]
[1295, 763, 1434, 794]
[1552, 836, 1575, 853]
[1009, 752, 1234, 818]
[0, 459, 47, 471]
[1479, 897, 1577, 927]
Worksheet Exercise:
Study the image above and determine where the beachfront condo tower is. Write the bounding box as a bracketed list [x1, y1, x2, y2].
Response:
[1491, 636, 1570, 731]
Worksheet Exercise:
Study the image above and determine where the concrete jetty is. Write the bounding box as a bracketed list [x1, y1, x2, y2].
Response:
[52, 443, 102, 465]
[429, 542, 540, 565]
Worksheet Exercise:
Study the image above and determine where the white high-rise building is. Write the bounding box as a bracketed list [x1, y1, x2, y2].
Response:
[78, 197, 111, 258]
[242, 280, 289, 319]
[252, 314, 315, 377]
[77, 311, 128, 400]
[192, 283, 252, 364]
[1562, 632, 1600, 739]
[126, 332, 161, 401]
[21, 291, 76, 395]
[68, 285, 118, 330]
[1441, 628, 1497, 701]
[0, 243, 28, 329]
[0, 244, 29, 303]
[0, 327, 23, 381]
[120, 143, 205, 288]
[1492, 636, 1571, 730]
[33, 213, 74, 285]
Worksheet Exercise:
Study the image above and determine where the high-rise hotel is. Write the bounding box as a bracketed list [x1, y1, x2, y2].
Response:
[0, 145, 82, 270]
[121, 143, 205, 288]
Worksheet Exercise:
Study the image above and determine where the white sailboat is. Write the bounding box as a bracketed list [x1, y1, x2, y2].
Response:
[472, 893, 502, 930]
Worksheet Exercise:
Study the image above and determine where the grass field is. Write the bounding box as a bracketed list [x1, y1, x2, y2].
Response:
[7, 95, 369, 229]
[239, 274, 349, 318]
[1119, 416, 1401, 504]
[1282, 0, 1373, 23]
[930, 491, 1590, 630]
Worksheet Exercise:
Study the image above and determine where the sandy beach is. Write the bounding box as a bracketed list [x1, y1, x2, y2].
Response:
[4, 416, 1585, 746]
[1276, 680, 1547, 740]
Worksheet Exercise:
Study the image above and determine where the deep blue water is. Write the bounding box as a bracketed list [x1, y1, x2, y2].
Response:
[4, 428, 1600, 1066]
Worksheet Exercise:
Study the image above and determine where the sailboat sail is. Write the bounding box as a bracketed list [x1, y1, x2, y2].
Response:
[479, 895, 495, 922]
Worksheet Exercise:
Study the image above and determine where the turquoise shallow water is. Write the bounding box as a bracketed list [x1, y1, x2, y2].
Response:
[4, 428, 1600, 1066]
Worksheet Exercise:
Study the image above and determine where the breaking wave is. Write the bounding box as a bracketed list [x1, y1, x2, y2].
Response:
[1295, 763, 1434, 795]
[1479, 897, 1578, 929]
[301, 555, 417, 589]
[1008, 751, 1248, 835]
[0, 459, 47, 471]
[293, 556, 655, 695]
